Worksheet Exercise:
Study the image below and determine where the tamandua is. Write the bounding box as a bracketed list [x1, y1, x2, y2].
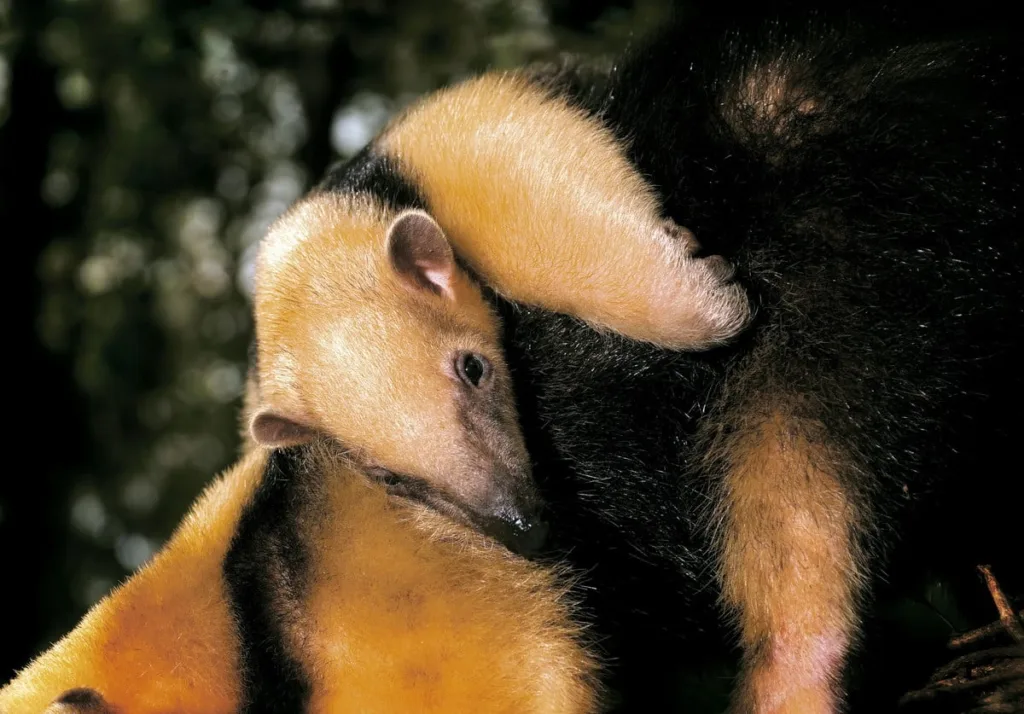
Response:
[0, 444, 600, 713]
[493, 5, 1024, 713]
[247, 72, 752, 552]
[250, 3, 1023, 712]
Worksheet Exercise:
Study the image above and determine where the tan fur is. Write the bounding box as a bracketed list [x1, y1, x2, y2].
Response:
[718, 56, 838, 169]
[713, 411, 864, 714]
[732, 60, 820, 130]
[378, 72, 750, 350]
[239, 366, 262, 454]
[252, 71, 749, 509]
[294, 446, 599, 713]
[0, 448, 599, 713]
[254, 193, 516, 504]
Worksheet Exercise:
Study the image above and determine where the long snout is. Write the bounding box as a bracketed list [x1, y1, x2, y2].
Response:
[453, 373, 552, 553]
[473, 479, 549, 557]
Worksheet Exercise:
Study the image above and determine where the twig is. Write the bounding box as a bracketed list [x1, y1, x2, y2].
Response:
[952, 617, 1024, 650]
[930, 647, 1024, 682]
[978, 565, 1024, 645]
[899, 566, 1024, 711]
[898, 649, 1024, 707]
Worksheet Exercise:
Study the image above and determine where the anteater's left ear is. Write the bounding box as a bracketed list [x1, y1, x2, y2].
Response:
[44, 689, 113, 714]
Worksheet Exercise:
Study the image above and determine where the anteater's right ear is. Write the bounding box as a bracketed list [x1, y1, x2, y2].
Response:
[386, 210, 456, 300]
[250, 408, 318, 448]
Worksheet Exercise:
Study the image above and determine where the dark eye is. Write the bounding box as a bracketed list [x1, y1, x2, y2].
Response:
[365, 466, 401, 487]
[456, 352, 491, 388]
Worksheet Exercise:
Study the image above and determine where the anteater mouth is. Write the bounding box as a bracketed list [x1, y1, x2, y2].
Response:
[362, 466, 547, 556]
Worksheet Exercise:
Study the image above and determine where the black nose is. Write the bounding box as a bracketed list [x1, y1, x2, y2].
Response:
[484, 504, 549, 556]
[508, 513, 550, 556]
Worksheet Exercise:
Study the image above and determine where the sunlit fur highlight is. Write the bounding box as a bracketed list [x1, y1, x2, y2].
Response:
[254, 193, 514, 506]
[0, 447, 600, 713]
[378, 72, 750, 350]
[251, 69, 750, 519]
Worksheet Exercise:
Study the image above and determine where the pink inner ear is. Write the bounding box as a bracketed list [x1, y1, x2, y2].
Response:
[250, 411, 317, 448]
[420, 263, 454, 297]
[387, 210, 457, 300]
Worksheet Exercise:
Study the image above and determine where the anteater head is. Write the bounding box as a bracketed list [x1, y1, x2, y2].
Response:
[250, 194, 546, 555]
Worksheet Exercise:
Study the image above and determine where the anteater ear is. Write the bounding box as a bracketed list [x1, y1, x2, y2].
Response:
[386, 210, 456, 300]
[45, 689, 112, 714]
[250, 409, 318, 448]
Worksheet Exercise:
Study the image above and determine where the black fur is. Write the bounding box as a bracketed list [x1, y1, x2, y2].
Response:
[316, 143, 487, 284]
[246, 338, 258, 377]
[316, 145, 426, 212]
[502, 4, 1023, 711]
[223, 448, 314, 714]
[293, 7, 1022, 708]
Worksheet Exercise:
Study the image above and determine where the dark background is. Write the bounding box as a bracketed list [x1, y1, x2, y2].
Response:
[1, 0, 1018, 705]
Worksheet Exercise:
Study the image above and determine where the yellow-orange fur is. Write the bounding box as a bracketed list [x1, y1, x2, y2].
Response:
[254, 194, 514, 503]
[294, 445, 599, 713]
[377, 72, 750, 350]
[711, 411, 864, 714]
[250, 70, 749, 518]
[0, 447, 600, 713]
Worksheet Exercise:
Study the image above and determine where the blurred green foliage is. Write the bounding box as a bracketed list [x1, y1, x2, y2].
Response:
[0, 0, 674, 677]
